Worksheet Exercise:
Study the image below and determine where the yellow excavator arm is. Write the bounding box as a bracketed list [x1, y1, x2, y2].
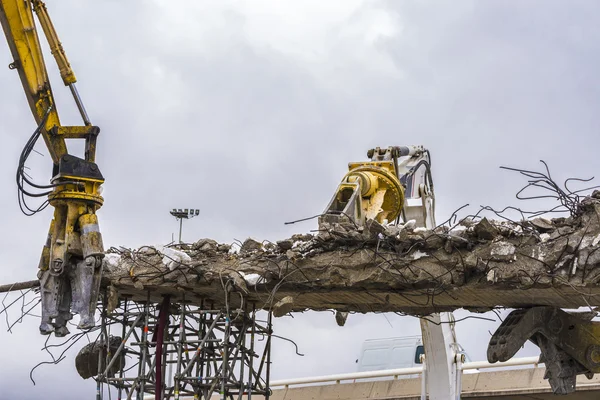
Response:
[0, 0, 104, 337]
[0, 0, 66, 161]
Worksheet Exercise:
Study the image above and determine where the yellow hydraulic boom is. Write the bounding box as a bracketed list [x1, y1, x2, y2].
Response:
[0, 0, 104, 336]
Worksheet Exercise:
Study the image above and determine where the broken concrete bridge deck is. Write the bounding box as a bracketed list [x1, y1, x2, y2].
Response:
[101, 194, 600, 316]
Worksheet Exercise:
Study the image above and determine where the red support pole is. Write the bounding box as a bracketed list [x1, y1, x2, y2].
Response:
[154, 296, 171, 400]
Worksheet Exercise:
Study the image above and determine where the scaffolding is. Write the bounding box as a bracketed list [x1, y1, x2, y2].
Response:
[91, 294, 273, 400]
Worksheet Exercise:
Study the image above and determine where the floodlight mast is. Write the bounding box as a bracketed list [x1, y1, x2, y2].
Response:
[169, 208, 200, 243]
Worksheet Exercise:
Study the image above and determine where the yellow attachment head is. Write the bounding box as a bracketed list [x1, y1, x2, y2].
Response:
[343, 161, 405, 223]
[346, 171, 379, 197]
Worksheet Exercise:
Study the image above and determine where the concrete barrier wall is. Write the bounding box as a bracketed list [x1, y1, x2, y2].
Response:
[216, 368, 600, 400]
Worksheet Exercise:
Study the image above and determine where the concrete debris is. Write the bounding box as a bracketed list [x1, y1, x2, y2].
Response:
[107, 285, 119, 314]
[490, 242, 516, 262]
[335, 311, 349, 326]
[364, 219, 386, 239]
[218, 244, 232, 253]
[530, 217, 554, 232]
[591, 234, 600, 248]
[104, 253, 121, 269]
[133, 280, 144, 290]
[158, 246, 192, 271]
[384, 224, 403, 237]
[412, 250, 428, 260]
[193, 238, 218, 253]
[240, 238, 263, 254]
[240, 272, 263, 286]
[75, 335, 125, 379]
[272, 296, 295, 317]
[403, 220, 416, 230]
[276, 239, 294, 251]
[291, 233, 313, 242]
[474, 217, 498, 240]
[227, 272, 249, 295]
[100, 196, 600, 316]
[285, 249, 300, 259]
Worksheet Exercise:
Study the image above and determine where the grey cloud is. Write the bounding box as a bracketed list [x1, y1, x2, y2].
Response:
[0, 1, 598, 397]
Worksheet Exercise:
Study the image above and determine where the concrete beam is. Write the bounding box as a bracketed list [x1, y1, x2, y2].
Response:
[101, 193, 600, 315]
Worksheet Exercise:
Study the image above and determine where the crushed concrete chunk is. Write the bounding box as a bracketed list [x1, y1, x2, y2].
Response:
[240, 272, 263, 286]
[277, 239, 294, 251]
[75, 336, 124, 379]
[474, 218, 498, 240]
[403, 220, 416, 231]
[138, 247, 158, 256]
[264, 242, 276, 252]
[230, 273, 249, 294]
[133, 280, 144, 290]
[272, 296, 295, 317]
[158, 246, 192, 270]
[291, 233, 313, 242]
[335, 311, 349, 326]
[531, 217, 554, 232]
[365, 219, 386, 238]
[449, 225, 467, 234]
[240, 238, 263, 254]
[490, 242, 516, 261]
[217, 243, 231, 253]
[107, 285, 119, 314]
[193, 238, 218, 253]
[286, 249, 300, 259]
[104, 253, 121, 269]
[384, 224, 401, 236]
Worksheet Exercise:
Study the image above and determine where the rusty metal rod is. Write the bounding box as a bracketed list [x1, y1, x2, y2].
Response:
[0, 280, 39, 293]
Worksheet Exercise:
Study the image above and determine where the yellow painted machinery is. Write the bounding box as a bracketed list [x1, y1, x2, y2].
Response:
[322, 147, 600, 395]
[320, 146, 465, 399]
[320, 145, 435, 230]
[0, 0, 104, 336]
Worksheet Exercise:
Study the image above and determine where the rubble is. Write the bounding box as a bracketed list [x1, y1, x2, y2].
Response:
[335, 311, 349, 326]
[75, 335, 125, 379]
[276, 239, 294, 251]
[101, 195, 600, 316]
[531, 217, 555, 232]
[240, 238, 262, 254]
[474, 218, 498, 240]
[272, 296, 295, 317]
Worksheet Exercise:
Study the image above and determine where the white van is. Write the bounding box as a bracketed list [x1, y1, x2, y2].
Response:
[356, 336, 472, 372]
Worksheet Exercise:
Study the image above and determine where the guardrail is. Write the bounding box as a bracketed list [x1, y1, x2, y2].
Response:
[140, 356, 543, 398]
[270, 356, 542, 388]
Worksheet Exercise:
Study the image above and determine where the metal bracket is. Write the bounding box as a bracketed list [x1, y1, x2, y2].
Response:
[488, 307, 599, 394]
[55, 154, 104, 181]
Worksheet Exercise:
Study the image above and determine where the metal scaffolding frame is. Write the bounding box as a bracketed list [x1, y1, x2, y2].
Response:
[93, 294, 272, 400]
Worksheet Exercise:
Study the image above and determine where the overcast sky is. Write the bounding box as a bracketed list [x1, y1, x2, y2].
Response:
[0, 0, 599, 398]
